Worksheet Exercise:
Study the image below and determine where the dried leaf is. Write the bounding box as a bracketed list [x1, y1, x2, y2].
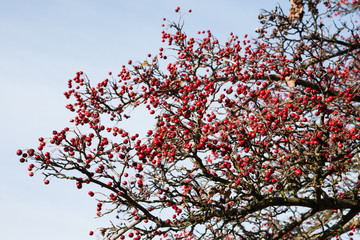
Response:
[285, 76, 297, 89]
[207, 186, 218, 198]
[141, 60, 150, 66]
[229, 181, 238, 188]
[224, 189, 231, 201]
[289, 0, 304, 22]
[100, 228, 107, 236]
[308, 0, 321, 12]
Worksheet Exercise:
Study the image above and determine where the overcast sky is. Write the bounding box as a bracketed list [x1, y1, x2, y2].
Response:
[0, 1, 288, 239]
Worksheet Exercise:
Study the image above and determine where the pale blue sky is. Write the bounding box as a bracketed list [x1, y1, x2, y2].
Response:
[0, 1, 288, 239]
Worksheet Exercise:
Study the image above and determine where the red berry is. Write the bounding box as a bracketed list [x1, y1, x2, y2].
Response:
[16, 149, 23, 156]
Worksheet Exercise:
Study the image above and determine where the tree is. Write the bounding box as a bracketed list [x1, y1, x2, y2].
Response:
[17, 1, 360, 239]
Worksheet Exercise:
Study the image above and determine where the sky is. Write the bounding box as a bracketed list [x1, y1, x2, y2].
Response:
[0, 0, 289, 239]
